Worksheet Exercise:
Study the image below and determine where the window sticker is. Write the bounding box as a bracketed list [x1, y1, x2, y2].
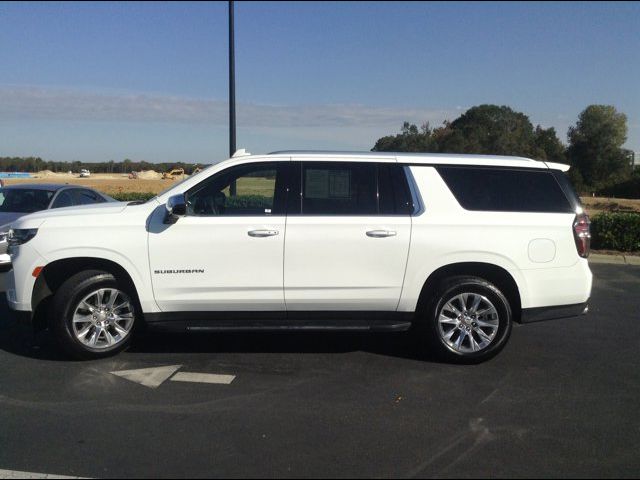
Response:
[305, 169, 351, 199]
[328, 170, 350, 198]
[305, 169, 329, 198]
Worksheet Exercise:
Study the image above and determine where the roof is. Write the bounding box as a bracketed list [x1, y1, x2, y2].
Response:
[264, 150, 551, 169]
[0, 183, 71, 191]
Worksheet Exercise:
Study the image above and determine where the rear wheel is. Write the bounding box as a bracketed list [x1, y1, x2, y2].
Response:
[51, 270, 138, 359]
[421, 276, 512, 363]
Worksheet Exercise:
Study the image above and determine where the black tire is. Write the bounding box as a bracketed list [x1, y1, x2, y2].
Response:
[50, 269, 138, 360]
[420, 276, 513, 364]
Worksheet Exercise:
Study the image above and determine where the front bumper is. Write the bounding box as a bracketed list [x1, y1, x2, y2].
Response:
[520, 301, 589, 323]
[10, 308, 33, 327]
[0, 253, 11, 273]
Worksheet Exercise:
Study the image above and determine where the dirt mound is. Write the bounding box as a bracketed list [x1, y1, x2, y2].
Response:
[135, 170, 163, 180]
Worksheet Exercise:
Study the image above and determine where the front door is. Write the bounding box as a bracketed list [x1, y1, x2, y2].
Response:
[148, 160, 291, 312]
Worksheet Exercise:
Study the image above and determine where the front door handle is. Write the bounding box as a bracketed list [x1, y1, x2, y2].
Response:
[366, 230, 397, 238]
[248, 229, 279, 237]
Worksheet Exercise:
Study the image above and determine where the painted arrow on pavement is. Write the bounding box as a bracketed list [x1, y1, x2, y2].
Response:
[110, 365, 236, 388]
[110, 365, 182, 388]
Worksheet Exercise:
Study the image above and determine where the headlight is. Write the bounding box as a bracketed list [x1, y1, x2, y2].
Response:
[8, 228, 38, 246]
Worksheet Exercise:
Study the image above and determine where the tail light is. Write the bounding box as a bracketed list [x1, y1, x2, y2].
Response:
[573, 213, 591, 258]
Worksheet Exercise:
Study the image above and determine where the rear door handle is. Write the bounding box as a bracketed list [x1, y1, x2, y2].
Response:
[248, 229, 279, 237]
[366, 230, 397, 238]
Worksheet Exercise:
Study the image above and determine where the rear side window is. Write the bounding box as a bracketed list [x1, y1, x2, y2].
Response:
[51, 190, 74, 209]
[436, 166, 573, 213]
[301, 162, 378, 215]
[378, 164, 414, 215]
[73, 189, 105, 205]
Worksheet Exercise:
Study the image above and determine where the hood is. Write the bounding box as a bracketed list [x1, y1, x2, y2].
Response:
[0, 212, 26, 230]
[12, 201, 129, 227]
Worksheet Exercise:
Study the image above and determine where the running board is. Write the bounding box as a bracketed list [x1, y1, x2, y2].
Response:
[144, 312, 414, 333]
[186, 321, 412, 332]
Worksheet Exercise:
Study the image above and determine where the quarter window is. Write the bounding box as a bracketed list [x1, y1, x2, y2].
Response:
[436, 166, 573, 213]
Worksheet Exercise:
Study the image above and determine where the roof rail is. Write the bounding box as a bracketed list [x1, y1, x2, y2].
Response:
[268, 150, 384, 155]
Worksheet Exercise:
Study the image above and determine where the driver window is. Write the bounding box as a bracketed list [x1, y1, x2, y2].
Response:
[186, 162, 286, 216]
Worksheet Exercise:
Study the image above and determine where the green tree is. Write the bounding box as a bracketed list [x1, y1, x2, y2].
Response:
[567, 105, 629, 188]
[372, 121, 434, 152]
[436, 105, 537, 157]
[372, 105, 566, 163]
[533, 126, 566, 163]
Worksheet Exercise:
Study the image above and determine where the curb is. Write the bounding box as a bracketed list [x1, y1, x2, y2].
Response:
[589, 253, 640, 265]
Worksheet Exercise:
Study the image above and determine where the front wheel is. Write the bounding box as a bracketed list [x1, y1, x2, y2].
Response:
[51, 270, 138, 359]
[422, 276, 513, 364]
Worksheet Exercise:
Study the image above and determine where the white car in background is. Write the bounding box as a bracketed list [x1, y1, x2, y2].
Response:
[5, 151, 592, 363]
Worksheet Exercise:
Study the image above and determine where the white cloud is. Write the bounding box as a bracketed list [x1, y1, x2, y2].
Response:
[0, 86, 455, 129]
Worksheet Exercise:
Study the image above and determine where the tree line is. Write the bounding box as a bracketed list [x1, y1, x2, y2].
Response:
[372, 104, 634, 194]
[0, 158, 202, 175]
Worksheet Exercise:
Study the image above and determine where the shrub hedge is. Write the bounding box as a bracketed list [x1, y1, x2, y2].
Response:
[597, 177, 640, 199]
[225, 195, 272, 210]
[110, 191, 156, 202]
[590, 212, 640, 252]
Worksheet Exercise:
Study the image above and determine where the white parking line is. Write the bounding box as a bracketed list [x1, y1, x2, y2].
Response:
[0, 469, 88, 479]
[170, 372, 236, 384]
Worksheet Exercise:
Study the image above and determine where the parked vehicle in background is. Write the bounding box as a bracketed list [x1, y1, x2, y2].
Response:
[5, 151, 592, 363]
[162, 168, 185, 180]
[79, 169, 91, 178]
[0, 184, 115, 276]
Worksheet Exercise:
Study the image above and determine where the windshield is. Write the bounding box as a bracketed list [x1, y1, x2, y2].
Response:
[0, 188, 55, 213]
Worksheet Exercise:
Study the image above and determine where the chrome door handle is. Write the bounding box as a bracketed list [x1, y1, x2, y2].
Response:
[248, 229, 279, 237]
[366, 230, 397, 238]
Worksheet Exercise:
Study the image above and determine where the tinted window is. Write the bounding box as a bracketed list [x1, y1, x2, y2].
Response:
[301, 162, 377, 215]
[73, 189, 105, 205]
[551, 170, 582, 212]
[187, 162, 288, 216]
[378, 164, 414, 215]
[51, 190, 74, 209]
[0, 188, 54, 213]
[436, 166, 573, 213]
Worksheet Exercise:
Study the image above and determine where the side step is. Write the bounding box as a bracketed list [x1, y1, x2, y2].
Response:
[144, 312, 414, 333]
[187, 321, 412, 332]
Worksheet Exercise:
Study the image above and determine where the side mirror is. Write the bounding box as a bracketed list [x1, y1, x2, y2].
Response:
[165, 194, 187, 223]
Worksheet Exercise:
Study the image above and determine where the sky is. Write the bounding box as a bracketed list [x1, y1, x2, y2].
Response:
[1, 1, 639, 164]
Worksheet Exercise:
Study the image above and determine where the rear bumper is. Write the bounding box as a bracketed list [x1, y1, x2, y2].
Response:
[520, 301, 589, 324]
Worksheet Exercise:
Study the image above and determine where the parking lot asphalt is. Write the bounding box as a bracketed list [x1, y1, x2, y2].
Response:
[0, 263, 639, 478]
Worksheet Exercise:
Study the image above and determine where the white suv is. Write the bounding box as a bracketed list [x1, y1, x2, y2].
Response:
[5, 151, 593, 363]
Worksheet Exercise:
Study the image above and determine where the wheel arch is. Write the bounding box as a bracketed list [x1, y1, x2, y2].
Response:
[32, 257, 146, 332]
[415, 262, 523, 323]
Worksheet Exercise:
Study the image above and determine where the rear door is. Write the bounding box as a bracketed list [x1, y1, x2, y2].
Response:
[284, 161, 413, 311]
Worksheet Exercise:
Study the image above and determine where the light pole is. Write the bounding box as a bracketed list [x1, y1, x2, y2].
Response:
[229, 0, 237, 195]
